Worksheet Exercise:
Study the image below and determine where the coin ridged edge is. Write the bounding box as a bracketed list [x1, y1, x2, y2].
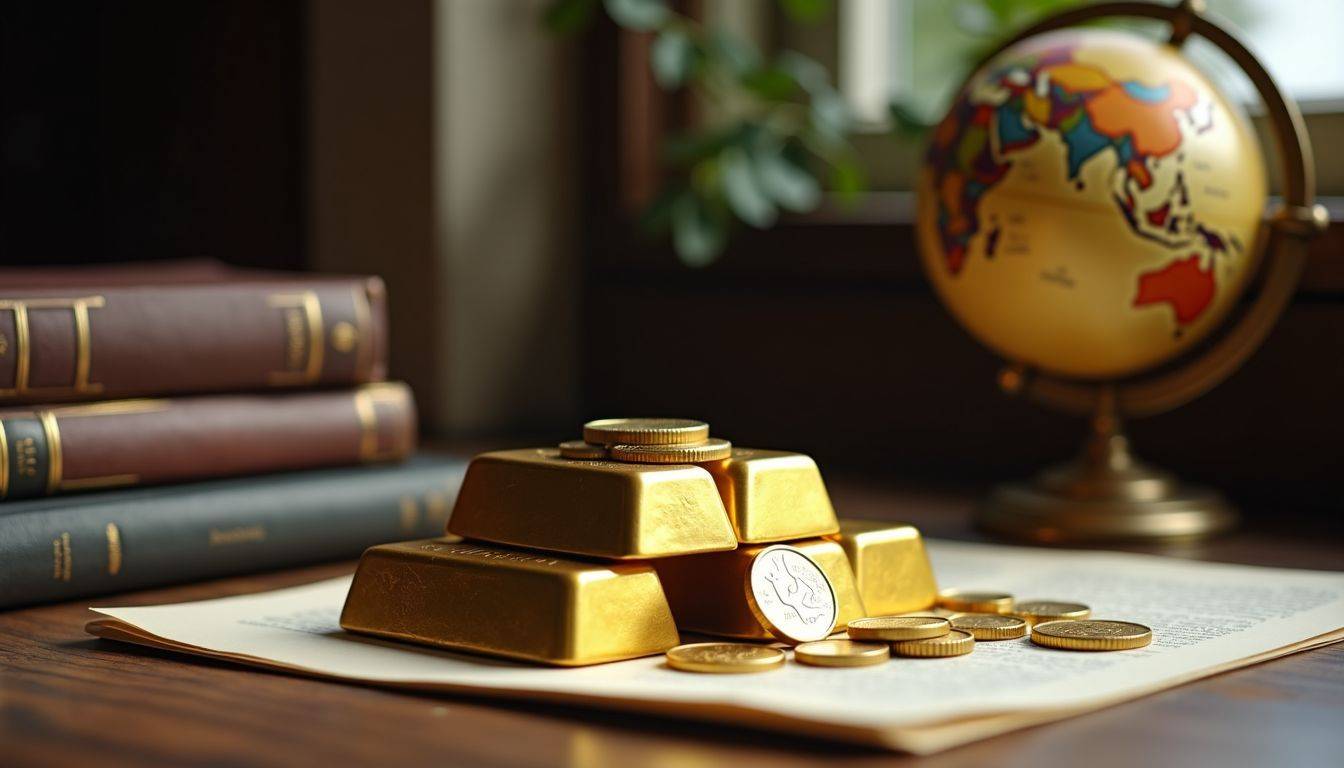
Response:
[793, 640, 890, 667]
[609, 439, 732, 464]
[949, 614, 1027, 640]
[582, 418, 709, 446]
[846, 616, 951, 641]
[665, 643, 785, 673]
[1030, 621, 1153, 651]
[891, 629, 975, 657]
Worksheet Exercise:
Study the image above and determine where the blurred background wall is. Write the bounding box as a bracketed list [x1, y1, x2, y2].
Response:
[1, 0, 1339, 520]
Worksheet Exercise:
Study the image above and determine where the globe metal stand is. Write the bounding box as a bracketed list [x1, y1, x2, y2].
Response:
[966, 0, 1330, 543]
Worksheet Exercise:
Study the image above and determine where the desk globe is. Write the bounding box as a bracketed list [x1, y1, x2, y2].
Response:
[916, 0, 1329, 542]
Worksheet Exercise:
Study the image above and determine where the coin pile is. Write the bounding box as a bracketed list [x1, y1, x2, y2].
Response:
[560, 418, 733, 463]
[667, 586, 1153, 673]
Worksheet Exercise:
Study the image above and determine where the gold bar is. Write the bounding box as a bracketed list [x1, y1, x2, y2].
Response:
[652, 538, 865, 639]
[341, 538, 680, 666]
[703, 448, 840, 543]
[830, 518, 938, 616]
[448, 448, 738, 559]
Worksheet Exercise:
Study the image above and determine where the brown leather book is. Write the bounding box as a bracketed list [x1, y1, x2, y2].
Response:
[0, 383, 416, 500]
[0, 260, 388, 404]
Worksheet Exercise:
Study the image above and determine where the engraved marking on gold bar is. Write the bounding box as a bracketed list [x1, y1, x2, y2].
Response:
[39, 411, 62, 494]
[352, 285, 372, 380]
[0, 418, 8, 499]
[61, 474, 139, 492]
[106, 522, 122, 575]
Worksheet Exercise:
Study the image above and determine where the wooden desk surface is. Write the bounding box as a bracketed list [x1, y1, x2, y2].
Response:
[2, 480, 1341, 767]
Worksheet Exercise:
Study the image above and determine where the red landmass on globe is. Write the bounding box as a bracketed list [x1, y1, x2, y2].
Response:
[1133, 254, 1216, 325]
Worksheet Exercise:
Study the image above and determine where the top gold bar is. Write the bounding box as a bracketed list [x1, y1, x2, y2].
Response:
[703, 448, 840, 543]
[448, 448, 738, 559]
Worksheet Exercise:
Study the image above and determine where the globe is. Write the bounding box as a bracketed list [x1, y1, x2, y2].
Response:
[917, 27, 1267, 379]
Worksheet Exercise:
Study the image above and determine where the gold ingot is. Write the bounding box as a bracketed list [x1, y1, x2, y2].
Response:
[340, 538, 680, 666]
[652, 538, 865, 639]
[447, 448, 738, 559]
[703, 448, 840, 543]
[830, 518, 939, 615]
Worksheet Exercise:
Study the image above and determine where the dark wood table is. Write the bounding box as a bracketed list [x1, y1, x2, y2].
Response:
[3, 480, 1342, 767]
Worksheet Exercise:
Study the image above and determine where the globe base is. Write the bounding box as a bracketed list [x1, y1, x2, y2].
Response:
[977, 397, 1238, 542]
[979, 477, 1238, 543]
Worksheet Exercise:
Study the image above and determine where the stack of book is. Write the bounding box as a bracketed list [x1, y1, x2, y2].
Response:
[0, 261, 464, 609]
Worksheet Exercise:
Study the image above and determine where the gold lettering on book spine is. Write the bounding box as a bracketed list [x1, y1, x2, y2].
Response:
[106, 523, 122, 575]
[353, 383, 410, 462]
[39, 411, 62, 494]
[52, 531, 72, 582]
[0, 419, 8, 499]
[0, 296, 105, 398]
[267, 291, 325, 386]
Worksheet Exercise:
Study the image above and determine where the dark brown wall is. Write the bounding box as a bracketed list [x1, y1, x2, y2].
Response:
[0, 1, 304, 268]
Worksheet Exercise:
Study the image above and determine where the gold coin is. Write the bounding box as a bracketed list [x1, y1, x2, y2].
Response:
[937, 589, 1014, 614]
[609, 438, 732, 464]
[665, 643, 785, 673]
[582, 418, 709, 446]
[1031, 620, 1153, 651]
[793, 640, 890, 667]
[1011, 600, 1092, 625]
[892, 629, 975, 658]
[557, 440, 607, 460]
[846, 615, 950, 641]
[949, 612, 1027, 640]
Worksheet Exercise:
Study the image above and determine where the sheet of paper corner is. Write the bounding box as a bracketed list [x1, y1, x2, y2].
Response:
[86, 540, 1344, 754]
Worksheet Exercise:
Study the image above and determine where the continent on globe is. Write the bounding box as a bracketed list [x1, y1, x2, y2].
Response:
[1132, 254, 1215, 326]
[926, 38, 1232, 306]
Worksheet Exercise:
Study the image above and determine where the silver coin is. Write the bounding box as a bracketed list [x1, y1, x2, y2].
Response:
[744, 545, 838, 644]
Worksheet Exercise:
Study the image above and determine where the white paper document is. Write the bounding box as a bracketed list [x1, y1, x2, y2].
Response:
[87, 540, 1344, 754]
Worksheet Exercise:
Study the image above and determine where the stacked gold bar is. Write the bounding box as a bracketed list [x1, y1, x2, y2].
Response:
[341, 418, 940, 665]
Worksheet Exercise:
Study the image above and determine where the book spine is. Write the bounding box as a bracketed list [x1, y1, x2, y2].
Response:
[0, 383, 416, 501]
[0, 461, 464, 609]
[0, 278, 388, 404]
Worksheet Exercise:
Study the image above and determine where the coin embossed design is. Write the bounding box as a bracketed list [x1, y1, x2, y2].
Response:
[1011, 600, 1092, 625]
[609, 438, 732, 464]
[745, 545, 838, 644]
[1031, 620, 1153, 651]
[950, 613, 1028, 640]
[892, 629, 976, 658]
[794, 640, 890, 667]
[846, 615, 950, 641]
[583, 418, 709, 446]
[666, 643, 785, 673]
[937, 589, 1014, 614]
[557, 440, 607, 460]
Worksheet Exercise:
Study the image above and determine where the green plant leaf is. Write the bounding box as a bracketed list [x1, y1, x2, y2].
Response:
[720, 147, 777, 228]
[810, 91, 851, 144]
[741, 68, 797, 100]
[650, 29, 696, 88]
[663, 123, 752, 166]
[753, 149, 820, 212]
[830, 157, 866, 203]
[542, 0, 598, 34]
[776, 50, 829, 94]
[707, 29, 760, 76]
[779, 0, 830, 24]
[672, 194, 727, 266]
[603, 0, 669, 31]
[639, 182, 689, 234]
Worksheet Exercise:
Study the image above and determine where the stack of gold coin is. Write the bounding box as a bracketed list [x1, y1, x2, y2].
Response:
[557, 418, 733, 463]
[949, 613, 1027, 640]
